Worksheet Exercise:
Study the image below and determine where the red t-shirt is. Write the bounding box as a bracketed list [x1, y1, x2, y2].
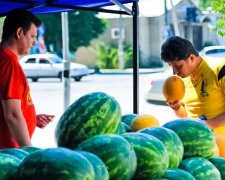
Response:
[0, 48, 36, 148]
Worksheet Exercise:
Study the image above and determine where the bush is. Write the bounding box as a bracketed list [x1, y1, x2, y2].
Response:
[96, 43, 133, 69]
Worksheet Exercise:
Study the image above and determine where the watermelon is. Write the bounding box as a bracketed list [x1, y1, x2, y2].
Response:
[179, 157, 221, 180]
[55, 92, 122, 149]
[18, 146, 41, 153]
[209, 156, 225, 179]
[162, 168, 195, 180]
[75, 150, 109, 180]
[122, 113, 138, 126]
[76, 134, 137, 180]
[0, 153, 21, 180]
[121, 132, 168, 179]
[139, 127, 184, 168]
[115, 122, 127, 134]
[17, 147, 95, 180]
[163, 119, 216, 158]
[0, 148, 29, 160]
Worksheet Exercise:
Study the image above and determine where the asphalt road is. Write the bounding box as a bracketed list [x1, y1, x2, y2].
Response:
[30, 73, 177, 148]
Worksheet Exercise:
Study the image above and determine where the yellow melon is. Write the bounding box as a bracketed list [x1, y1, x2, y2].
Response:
[131, 114, 160, 132]
[162, 75, 185, 103]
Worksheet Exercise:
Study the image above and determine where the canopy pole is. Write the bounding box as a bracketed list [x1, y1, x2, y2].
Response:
[109, 0, 133, 15]
[132, 2, 139, 114]
[61, 12, 70, 110]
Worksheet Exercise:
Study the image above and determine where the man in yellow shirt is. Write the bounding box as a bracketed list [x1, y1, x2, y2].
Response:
[161, 36, 225, 132]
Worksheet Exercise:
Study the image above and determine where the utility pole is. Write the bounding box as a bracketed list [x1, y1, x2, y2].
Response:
[61, 12, 70, 110]
[118, 10, 124, 69]
[169, 0, 180, 36]
[164, 0, 169, 39]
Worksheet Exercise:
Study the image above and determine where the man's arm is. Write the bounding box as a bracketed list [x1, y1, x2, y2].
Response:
[206, 112, 225, 129]
[1, 99, 32, 146]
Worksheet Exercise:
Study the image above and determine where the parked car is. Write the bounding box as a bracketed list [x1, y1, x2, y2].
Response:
[144, 55, 225, 105]
[199, 45, 225, 57]
[20, 53, 90, 82]
[143, 67, 171, 105]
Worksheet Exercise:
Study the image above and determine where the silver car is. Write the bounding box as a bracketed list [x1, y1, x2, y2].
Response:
[199, 45, 225, 57]
[144, 67, 172, 105]
[20, 54, 90, 82]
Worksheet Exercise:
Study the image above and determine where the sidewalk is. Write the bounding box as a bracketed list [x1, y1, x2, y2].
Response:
[89, 67, 165, 75]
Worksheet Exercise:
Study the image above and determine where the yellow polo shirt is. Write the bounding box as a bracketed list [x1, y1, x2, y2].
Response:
[182, 58, 225, 132]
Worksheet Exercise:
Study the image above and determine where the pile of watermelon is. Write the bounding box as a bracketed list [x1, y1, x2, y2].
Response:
[1, 91, 225, 179]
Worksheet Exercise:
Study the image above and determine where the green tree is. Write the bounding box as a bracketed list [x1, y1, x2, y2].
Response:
[38, 10, 107, 55]
[198, 0, 213, 10]
[211, 0, 225, 36]
[198, 0, 225, 36]
[96, 43, 133, 69]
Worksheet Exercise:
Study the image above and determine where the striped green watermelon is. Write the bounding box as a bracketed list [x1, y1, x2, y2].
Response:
[163, 119, 216, 158]
[75, 150, 109, 180]
[179, 157, 221, 180]
[209, 156, 225, 179]
[17, 147, 95, 180]
[76, 134, 137, 180]
[122, 122, 132, 132]
[115, 122, 127, 134]
[121, 132, 168, 179]
[162, 168, 195, 180]
[0, 148, 29, 160]
[122, 113, 138, 126]
[0, 153, 21, 180]
[55, 92, 122, 149]
[18, 146, 41, 153]
[139, 127, 184, 168]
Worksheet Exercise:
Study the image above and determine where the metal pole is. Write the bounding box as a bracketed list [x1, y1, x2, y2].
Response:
[109, 0, 133, 15]
[169, 0, 180, 36]
[164, 0, 169, 39]
[132, 2, 139, 114]
[61, 12, 70, 110]
[118, 11, 124, 69]
[164, 0, 168, 27]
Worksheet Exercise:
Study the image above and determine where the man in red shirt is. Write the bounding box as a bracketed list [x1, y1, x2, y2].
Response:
[0, 8, 54, 148]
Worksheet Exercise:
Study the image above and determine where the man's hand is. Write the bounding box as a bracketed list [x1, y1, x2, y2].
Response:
[36, 114, 55, 128]
[166, 100, 187, 118]
[166, 100, 183, 111]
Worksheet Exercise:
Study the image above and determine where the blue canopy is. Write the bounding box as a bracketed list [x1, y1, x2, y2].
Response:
[0, 0, 138, 15]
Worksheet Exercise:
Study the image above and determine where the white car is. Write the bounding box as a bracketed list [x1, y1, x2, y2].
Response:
[144, 67, 171, 105]
[199, 45, 225, 57]
[20, 54, 90, 82]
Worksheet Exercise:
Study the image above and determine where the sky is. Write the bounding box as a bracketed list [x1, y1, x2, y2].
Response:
[98, 0, 183, 18]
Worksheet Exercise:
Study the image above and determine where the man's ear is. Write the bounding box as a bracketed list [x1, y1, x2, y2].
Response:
[16, 27, 24, 39]
[189, 54, 196, 63]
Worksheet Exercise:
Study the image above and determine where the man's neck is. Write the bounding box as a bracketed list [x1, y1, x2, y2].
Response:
[0, 40, 19, 56]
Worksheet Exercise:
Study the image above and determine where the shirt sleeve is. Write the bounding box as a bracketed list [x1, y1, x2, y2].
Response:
[218, 64, 225, 94]
[0, 60, 25, 99]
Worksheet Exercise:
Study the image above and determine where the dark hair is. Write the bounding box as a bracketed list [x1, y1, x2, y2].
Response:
[2, 8, 41, 41]
[161, 36, 199, 62]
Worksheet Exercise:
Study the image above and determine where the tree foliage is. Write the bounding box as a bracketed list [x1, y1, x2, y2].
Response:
[199, 0, 225, 36]
[96, 43, 133, 69]
[198, 0, 213, 10]
[37, 11, 107, 55]
[211, 0, 225, 36]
